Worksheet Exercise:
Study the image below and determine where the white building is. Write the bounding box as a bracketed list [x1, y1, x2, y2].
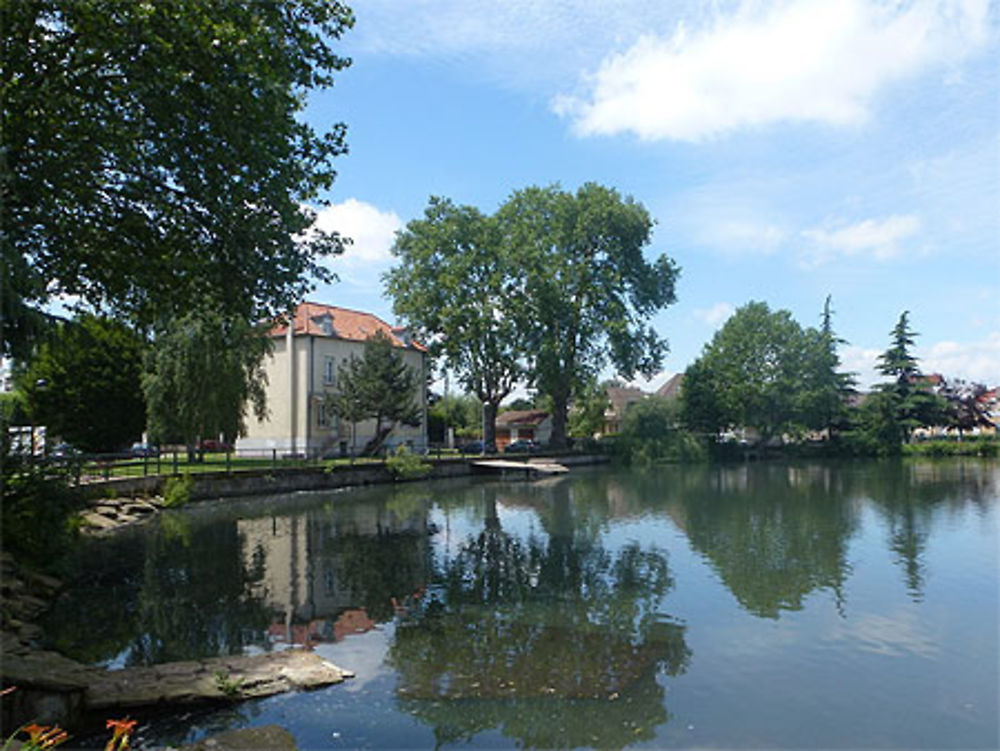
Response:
[237, 302, 428, 457]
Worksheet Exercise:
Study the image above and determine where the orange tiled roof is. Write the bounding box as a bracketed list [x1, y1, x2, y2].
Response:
[496, 409, 550, 428]
[270, 301, 427, 352]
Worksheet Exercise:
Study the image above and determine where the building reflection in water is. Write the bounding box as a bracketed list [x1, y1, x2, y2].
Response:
[237, 496, 434, 649]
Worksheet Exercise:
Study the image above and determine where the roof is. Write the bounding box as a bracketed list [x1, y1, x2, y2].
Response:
[605, 386, 647, 417]
[496, 410, 550, 428]
[269, 301, 426, 352]
[655, 373, 684, 399]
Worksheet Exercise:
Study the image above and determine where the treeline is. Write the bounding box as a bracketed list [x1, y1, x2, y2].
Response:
[617, 300, 996, 465]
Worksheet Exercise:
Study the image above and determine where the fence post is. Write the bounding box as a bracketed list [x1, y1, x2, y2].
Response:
[272, 448, 277, 470]
[226, 450, 231, 474]
[173, 450, 179, 475]
[143, 454, 148, 477]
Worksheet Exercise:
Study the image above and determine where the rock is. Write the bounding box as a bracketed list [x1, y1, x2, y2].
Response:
[178, 725, 298, 751]
[1, 650, 101, 692]
[23, 570, 62, 593]
[86, 650, 351, 711]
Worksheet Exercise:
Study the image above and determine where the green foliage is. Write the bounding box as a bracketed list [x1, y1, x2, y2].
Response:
[902, 436, 999, 457]
[2, 0, 353, 355]
[163, 474, 195, 508]
[0, 390, 29, 426]
[428, 393, 483, 442]
[681, 302, 817, 440]
[214, 670, 244, 698]
[500, 183, 680, 448]
[142, 311, 271, 452]
[0, 445, 82, 570]
[18, 315, 146, 451]
[567, 380, 610, 439]
[617, 397, 707, 466]
[869, 312, 950, 447]
[385, 446, 432, 480]
[330, 331, 423, 454]
[386, 198, 523, 447]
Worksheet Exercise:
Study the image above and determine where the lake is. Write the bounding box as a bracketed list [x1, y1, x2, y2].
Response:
[45, 459, 999, 749]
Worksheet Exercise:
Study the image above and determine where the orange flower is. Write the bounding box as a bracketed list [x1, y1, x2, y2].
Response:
[21, 724, 69, 749]
[105, 717, 137, 751]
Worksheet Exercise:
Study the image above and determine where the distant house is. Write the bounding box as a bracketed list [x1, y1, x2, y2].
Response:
[236, 301, 428, 457]
[602, 386, 647, 435]
[655, 373, 684, 400]
[495, 410, 552, 449]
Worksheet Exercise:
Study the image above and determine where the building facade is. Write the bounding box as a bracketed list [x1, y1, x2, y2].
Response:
[237, 302, 428, 456]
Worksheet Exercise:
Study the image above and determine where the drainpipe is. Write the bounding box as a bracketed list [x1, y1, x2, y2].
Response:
[287, 316, 296, 456]
[307, 336, 315, 457]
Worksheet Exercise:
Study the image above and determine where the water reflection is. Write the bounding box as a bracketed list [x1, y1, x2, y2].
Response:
[39, 460, 998, 749]
[652, 463, 858, 618]
[389, 481, 690, 747]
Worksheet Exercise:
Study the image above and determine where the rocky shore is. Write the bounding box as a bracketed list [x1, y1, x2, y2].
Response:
[0, 551, 352, 732]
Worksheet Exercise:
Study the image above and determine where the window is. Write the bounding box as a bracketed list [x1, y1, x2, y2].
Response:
[318, 403, 338, 430]
[323, 356, 336, 385]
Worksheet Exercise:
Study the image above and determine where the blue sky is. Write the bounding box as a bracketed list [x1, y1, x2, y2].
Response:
[304, 0, 999, 392]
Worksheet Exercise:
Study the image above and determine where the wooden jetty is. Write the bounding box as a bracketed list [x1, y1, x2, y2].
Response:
[471, 459, 569, 479]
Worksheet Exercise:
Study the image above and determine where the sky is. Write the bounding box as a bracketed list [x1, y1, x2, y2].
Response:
[303, 0, 999, 393]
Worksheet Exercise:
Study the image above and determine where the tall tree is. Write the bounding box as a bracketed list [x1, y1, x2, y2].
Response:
[801, 296, 856, 435]
[330, 331, 422, 455]
[873, 312, 948, 443]
[142, 311, 270, 459]
[386, 198, 522, 449]
[499, 183, 679, 448]
[680, 301, 813, 441]
[2, 0, 353, 354]
[19, 315, 146, 452]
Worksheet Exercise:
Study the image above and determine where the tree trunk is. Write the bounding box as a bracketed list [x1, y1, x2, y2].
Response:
[483, 401, 499, 453]
[549, 394, 569, 449]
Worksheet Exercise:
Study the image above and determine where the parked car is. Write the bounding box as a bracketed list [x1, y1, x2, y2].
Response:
[130, 442, 159, 458]
[458, 441, 497, 455]
[198, 438, 234, 453]
[504, 439, 540, 454]
[51, 442, 81, 458]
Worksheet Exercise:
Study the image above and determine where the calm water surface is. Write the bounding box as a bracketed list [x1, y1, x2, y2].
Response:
[46, 460, 999, 749]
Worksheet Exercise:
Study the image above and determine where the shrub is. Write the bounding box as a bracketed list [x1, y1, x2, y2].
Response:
[1, 448, 83, 570]
[385, 446, 432, 480]
[162, 474, 194, 508]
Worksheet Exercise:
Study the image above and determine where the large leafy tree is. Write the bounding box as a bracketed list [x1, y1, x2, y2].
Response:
[680, 301, 814, 441]
[330, 331, 423, 455]
[386, 199, 522, 449]
[18, 315, 146, 451]
[142, 311, 271, 458]
[500, 183, 680, 448]
[2, 0, 353, 356]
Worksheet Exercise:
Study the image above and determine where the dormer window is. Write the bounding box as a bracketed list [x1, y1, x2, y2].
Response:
[312, 313, 334, 336]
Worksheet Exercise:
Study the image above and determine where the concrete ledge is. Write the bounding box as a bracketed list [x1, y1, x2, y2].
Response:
[83, 454, 610, 501]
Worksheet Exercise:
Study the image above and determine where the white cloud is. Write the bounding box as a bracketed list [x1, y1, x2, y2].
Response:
[800, 214, 922, 265]
[694, 302, 736, 327]
[556, 0, 989, 141]
[311, 199, 402, 267]
[921, 333, 1000, 385]
[841, 345, 883, 390]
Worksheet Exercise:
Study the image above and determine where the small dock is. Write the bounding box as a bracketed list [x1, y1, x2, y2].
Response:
[471, 459, 569, 479]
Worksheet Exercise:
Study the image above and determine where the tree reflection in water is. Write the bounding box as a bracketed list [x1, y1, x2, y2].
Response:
[388, 481, 690, 748]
